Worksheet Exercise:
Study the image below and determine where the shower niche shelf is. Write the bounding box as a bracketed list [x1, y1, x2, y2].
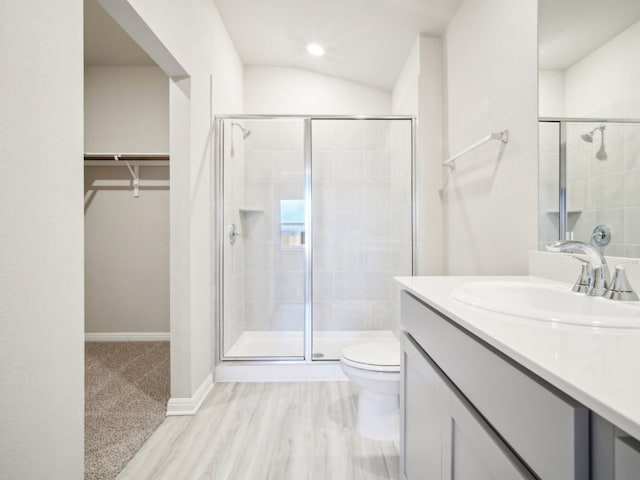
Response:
[545, 209, 582, 215]
[239, 207, 264, 214]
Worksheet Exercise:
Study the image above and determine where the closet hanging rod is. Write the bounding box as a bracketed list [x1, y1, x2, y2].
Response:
[442, 130, 508, 170]
[84, 153, 170, 161]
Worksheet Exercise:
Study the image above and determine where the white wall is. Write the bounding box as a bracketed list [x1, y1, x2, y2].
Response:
[391, 39, 420, 116]
[84, 66, 170, 335]
[244, 67, 391, 114]
[539, 20, 640, 119]
[391, 35, 445, 278]
[98, 0, 243, 399]
[443, 0, 538, 275]
[0, 1, 84, 478]
[565, 20, 640, 118]
[85, 66, 169, 152]
[539, 69, 565, 117]
[417, 37, 445, 276]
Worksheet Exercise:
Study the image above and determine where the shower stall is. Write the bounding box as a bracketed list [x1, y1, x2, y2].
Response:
[215, 115, 415, 363]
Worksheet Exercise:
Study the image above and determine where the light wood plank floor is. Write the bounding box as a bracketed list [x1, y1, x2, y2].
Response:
[118, 382, 400, 480]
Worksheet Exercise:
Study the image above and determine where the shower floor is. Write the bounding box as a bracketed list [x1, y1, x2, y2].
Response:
[225, 330, 396, 359]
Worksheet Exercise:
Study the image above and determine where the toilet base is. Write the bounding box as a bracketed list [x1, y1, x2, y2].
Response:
[356, 389, 399, 441]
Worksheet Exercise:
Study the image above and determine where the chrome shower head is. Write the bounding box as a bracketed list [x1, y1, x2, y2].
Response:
[231, 122, 252, 139]
[581, 125, 607, 160]
[581, 125, 606, 143]
[580, 132, 594, 143]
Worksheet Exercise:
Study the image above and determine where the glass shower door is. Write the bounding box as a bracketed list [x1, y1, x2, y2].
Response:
[220, 118, 306, 359]
[310, 118, 413, 360]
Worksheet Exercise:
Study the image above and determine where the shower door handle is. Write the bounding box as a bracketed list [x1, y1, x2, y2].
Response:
[229, 224, 242, 245]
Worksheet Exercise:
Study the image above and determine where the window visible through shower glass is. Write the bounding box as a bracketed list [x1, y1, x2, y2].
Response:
[221, 118, 306, 359]
[280, 199, 305, 247]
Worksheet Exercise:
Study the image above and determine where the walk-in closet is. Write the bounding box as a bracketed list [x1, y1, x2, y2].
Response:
[83, 0, 170, 478]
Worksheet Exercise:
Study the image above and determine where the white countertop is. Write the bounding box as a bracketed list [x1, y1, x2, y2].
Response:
[395, 275, 640, 440]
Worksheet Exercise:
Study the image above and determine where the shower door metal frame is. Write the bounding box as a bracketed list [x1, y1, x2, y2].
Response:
[215, 114, 417, 363]
[540, 117, 640, 241]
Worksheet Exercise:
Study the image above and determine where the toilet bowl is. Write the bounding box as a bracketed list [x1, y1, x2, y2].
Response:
[340, 340, 400, 441]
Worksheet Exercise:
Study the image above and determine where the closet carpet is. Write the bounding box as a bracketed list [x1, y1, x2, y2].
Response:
[85, 341, 170, 480]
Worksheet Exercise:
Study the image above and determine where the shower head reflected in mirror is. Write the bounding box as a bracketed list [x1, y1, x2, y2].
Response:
[580, 125, 607, 160]
[231, 122, 252, 139]
[580, 131, 595, 143]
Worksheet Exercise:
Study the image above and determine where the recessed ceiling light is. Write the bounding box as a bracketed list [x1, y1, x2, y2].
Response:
[306, 43, 325, 57]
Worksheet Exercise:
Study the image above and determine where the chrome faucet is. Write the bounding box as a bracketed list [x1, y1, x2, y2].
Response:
[546, 241, 610, 296]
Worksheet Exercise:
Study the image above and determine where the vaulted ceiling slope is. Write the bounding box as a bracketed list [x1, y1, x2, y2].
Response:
[539, 0, 640, 70]
[213, 0, 463, 90]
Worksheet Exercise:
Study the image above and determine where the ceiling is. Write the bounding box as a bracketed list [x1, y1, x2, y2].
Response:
[213, 0, 463, 90]
[84, 0, 463, 88]
[84, 0, 154, 66]
[539, 0, 640, 70]
[84, 0, 640, 86]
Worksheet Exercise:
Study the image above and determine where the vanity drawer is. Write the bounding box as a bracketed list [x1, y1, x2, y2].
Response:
[401, 291, 589, 480]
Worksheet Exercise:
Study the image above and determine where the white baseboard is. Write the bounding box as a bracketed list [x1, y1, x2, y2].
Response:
[166, 374, 214, 416]
[85, 332, 170, 342]
[215, 363, 349, 383]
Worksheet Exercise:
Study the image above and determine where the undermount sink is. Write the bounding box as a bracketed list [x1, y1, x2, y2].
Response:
[451, 280, 640, 328]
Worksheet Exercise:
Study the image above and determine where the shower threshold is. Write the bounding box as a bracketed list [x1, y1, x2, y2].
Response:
[225, 330, 396, 360]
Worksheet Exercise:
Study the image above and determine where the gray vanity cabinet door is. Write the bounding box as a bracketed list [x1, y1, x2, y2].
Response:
[402, 333, 534, 480]
[401, 333, 442, 480]
[441, 379, 535, 480]
[615, 436, 640, 480]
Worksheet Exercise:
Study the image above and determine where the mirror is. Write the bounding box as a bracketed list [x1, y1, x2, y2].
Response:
[538, 0, 640, 257]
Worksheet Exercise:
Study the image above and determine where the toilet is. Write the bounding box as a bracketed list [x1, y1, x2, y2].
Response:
[340, 340, 401, 441]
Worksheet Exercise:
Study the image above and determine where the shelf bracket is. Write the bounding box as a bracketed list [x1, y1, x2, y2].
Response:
[114, 154, 140, 198]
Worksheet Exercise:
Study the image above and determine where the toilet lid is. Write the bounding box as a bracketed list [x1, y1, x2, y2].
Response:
[341, 341, 400, 372]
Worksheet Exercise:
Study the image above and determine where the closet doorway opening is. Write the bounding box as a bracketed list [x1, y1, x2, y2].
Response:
[83, 0, 170, 478]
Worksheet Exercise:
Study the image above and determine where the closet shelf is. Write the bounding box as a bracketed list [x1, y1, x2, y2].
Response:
[84, 153, 169, 167]
[84, 153, 169, 197]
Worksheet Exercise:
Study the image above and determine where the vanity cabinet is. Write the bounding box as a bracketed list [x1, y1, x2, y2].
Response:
[402, 333, 534, 479]
[400, 291, 590, 480]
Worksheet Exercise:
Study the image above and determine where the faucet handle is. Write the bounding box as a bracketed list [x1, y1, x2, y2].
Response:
[566, 255, 593, 293]
[604, 262, 640, 301]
